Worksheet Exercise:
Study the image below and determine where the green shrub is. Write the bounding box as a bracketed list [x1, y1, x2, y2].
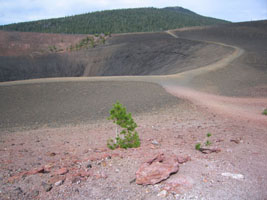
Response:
[90, 38, 96, 48]
[205, 140, 211, 146]
[107, 101, 140, 150]
[196, 132, 212, 151]
[195, 143, 201, 150]
[262, 108, 267, 115]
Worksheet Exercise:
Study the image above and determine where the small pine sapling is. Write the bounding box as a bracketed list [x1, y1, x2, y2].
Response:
[107, 101, 140, 150]
[196, 132, 213, 151]
[195, 143, 201, 150]
[205, 140, 211, 146]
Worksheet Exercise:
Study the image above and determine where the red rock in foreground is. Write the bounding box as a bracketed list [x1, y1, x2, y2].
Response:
[136, 153, 179, 185]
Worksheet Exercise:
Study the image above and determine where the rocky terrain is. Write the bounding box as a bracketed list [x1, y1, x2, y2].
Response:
[0, 21, 267, 200]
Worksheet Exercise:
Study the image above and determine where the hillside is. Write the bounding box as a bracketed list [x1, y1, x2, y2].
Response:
[0, 7, 229, 34]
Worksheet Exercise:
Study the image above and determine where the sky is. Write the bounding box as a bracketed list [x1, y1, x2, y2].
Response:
[0, 0, 266, 25]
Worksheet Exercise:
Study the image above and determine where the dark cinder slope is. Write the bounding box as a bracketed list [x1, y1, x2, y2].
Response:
[174, 20, 267, 96]
[1, 21, 266, 131]
[0, 81, 181, 131]
[0, 31, 232, 82]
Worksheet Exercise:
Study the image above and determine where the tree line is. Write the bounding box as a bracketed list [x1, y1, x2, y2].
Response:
[0, 7, 229, 34]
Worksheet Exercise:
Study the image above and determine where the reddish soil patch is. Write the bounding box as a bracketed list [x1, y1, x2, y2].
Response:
[0, 30, 86, 57]
[1, 101, 267, 199]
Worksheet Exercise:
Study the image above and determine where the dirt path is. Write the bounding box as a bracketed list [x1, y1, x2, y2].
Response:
[163, 31, 267, 127]
[165, 30, 179, 38]
[3, 31, 261, 128]
[165, 86, 267, 127]
[1, 28, 267, 200]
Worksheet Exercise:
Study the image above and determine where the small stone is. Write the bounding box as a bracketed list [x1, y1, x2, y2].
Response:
[86, 163, 92, 168]
[32, 190, 39, 197]
[83, 149, 89, 154]
[47, 152, 56, 156]
[55, 180, 64, 186]
[177, 155, 191, 164]
[102, 161, 107, 167]
[221, 172, 244, 179]
[27, 167, 45, 175]
[157, 190, 167, 197]
[14, 187, 23, 195]
[79, 170, 91, 177]
[42, 182, 53, 192]
[72, 177, 81, 184]
[152, 140, 159, 145]
[115, 169, 119, 173]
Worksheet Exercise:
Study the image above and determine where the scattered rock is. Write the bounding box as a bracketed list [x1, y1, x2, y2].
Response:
[44, 163, 54, 172]
[101, 161, 107, 167]
[89, 153, 111, 161]
[198, 148, 221, 154]
[83, 149, 89, 154]
[92, 171, 108, 179]
[136, 153, 179, 185]
[86, 163, 92, 169]
[42, 182, 53, 192]
[27, 167, 45, 175]
[8, 173, 25, 183]
[46, 152, 56, 156]
[230, 138, 242, 144]
[177, 155, 191, 164]
[221, 172, 244, 180]
[79, 169, 91, 177]
[32, 190, 39, 197]
[54, 168, 68, 175]
[151, 140, 160, 145]
[7, 166, 47, 183]
[72, 177, 81, 184]
[157, 190, 168, 197]
[49, 175, 66, 185]
[14, 187, 23, 195]
[55, 180, 64, 186]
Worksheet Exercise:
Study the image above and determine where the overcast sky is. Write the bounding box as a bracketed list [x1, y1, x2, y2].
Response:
[0, 0, 266, 25]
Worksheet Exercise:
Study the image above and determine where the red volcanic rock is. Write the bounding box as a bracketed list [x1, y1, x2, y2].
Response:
[54, 168, 69, 175]
[177, 155, 191, 164]
[27, 167, 45, 175]
[7, 167, 47, 183]
[136, 153, 179, 185]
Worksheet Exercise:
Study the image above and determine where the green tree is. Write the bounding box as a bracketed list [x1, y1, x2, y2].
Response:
[107, 101, 140, 150]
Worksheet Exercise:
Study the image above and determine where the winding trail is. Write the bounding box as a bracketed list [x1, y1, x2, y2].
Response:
[1, 31, 266, 127]
[163, 31, 267, 127]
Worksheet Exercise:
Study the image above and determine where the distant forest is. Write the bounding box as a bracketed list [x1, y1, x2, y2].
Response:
[0, 7, 229, 34]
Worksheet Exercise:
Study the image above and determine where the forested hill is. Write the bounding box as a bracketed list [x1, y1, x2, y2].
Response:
[0, 7, 229, 34]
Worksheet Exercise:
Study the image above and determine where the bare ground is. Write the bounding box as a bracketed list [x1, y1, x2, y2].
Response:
[1, 101, 266, 200]
[0, 21, 267, 200]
